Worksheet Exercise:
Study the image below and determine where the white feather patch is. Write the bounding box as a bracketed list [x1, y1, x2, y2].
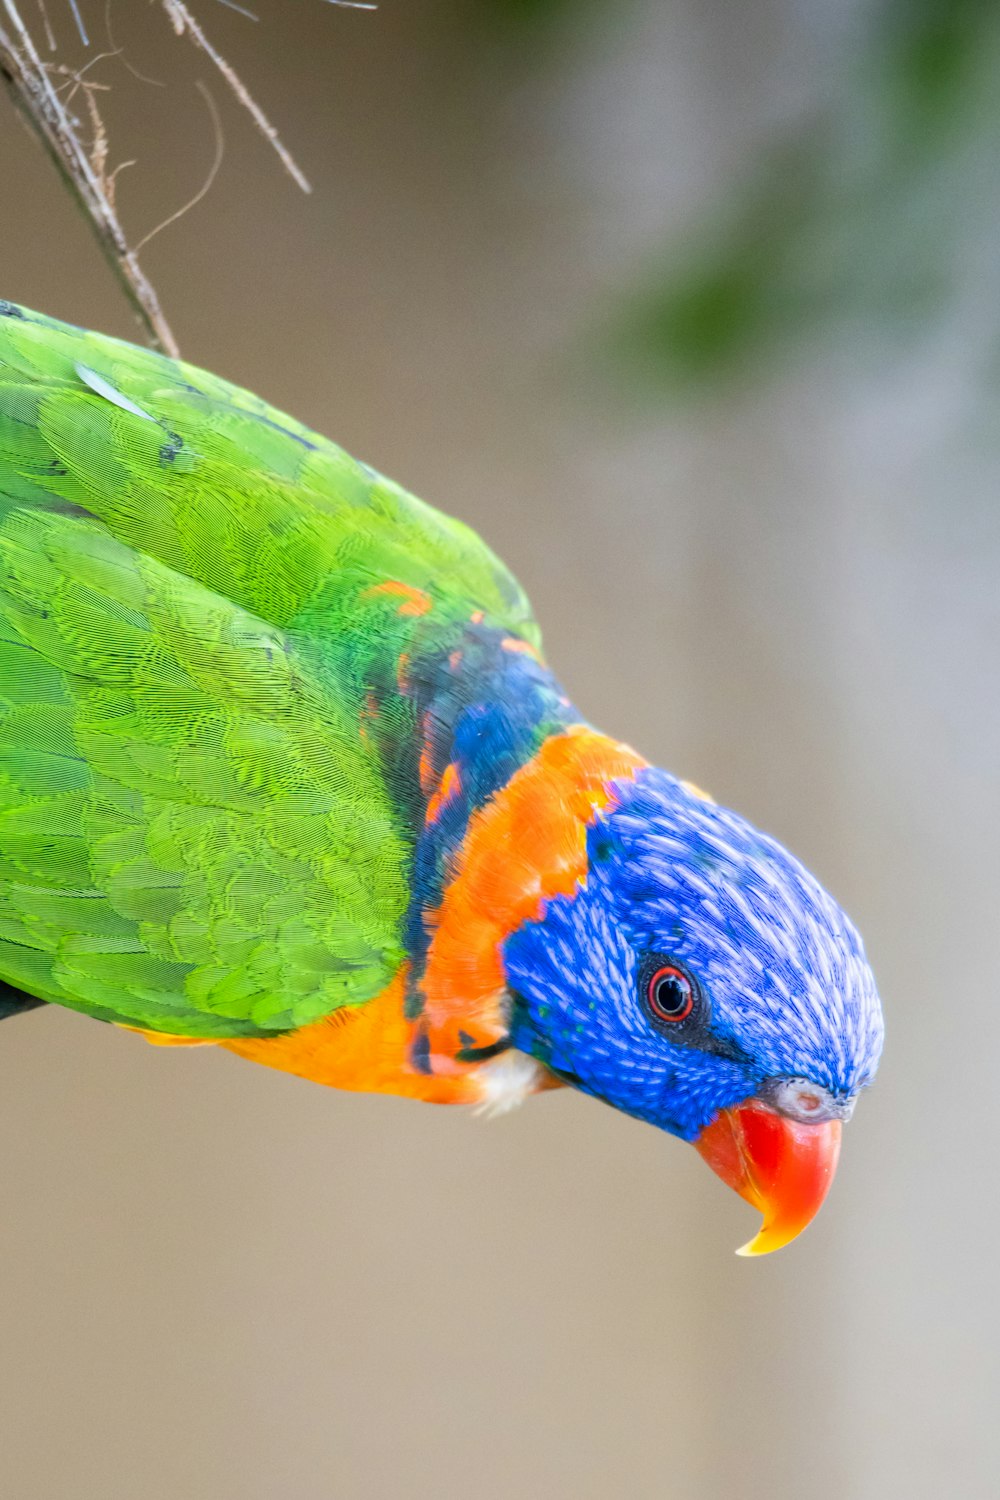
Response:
[472, 1049, 546, 1118]
[75, 363, 155, 423]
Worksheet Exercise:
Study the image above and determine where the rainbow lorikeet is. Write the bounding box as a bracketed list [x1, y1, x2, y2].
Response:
[0, 302, 883, 1254]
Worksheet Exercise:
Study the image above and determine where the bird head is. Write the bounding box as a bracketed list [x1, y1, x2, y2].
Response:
[502, 766, 884, 1254]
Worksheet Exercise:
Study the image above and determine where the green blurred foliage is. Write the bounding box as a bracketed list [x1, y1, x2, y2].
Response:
[468, 0, 585, 28]
[614, 0, 1000, 391]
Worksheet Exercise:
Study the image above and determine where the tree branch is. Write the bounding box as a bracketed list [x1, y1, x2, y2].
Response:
[162, 0, 311, 194]
[0, 0, 180, 355]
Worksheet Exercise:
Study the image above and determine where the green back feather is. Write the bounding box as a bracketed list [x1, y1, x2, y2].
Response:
[0, 302, 539, 1037]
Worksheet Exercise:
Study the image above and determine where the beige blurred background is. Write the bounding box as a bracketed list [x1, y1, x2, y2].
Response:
[0, 2, 996, 1497]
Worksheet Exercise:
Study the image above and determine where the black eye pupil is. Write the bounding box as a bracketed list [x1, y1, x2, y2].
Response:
[644, 962, 696, 1024]
[654, 976, 687, 1014]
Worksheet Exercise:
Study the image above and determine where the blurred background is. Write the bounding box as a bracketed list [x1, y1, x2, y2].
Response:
[0, 1, 996, 1496]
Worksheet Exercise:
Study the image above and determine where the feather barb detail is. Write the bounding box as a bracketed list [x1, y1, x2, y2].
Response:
[420, 726, 647, 1068]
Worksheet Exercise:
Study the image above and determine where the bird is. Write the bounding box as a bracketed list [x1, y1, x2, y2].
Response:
[0, 300, 883, 1254]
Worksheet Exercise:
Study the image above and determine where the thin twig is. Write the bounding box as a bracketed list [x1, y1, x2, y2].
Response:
[105, 0, 165, 85]
[0, 0, 180, 354]
[161, 0, 311, 193]
[66, 0, 87, 46]
[33, 0, 54, 51]
[214, 0, 259, 19]
[134, 80, 223, 252]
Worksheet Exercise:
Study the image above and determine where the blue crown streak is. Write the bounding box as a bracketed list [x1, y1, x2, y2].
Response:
[504, 767, 883, 1140]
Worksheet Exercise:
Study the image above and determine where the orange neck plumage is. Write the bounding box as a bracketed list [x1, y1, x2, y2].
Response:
[418, 725, 647, 1074]
[217, 728, 647, 1103]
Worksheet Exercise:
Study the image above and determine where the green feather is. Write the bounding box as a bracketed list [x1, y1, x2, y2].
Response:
[0, 303, 539, 1037]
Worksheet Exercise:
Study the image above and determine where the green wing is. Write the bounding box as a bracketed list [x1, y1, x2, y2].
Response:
[0, 302, 539, 1037]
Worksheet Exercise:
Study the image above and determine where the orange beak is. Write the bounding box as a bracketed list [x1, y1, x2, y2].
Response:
[694, 1100, 842, 1256]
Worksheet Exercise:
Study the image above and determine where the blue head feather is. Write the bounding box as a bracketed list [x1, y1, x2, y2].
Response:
[503, 767, 883, 1140]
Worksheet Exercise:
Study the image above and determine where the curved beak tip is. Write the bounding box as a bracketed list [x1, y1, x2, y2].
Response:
[694, 1101, 843, 1258]
[733, 1223, 798, 1259]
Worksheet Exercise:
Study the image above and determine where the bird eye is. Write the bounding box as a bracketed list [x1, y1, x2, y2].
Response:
[647, 964, 695, 1023]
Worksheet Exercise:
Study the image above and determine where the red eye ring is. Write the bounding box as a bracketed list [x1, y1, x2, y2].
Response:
[647, 965, 695, 1023]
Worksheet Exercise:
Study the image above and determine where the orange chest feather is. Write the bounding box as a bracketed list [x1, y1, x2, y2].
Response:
[133, 728, 645, 1105]
[219, 969, 481, 1103]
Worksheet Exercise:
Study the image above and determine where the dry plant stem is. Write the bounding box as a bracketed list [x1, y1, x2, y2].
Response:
[133, 81, 223, 253]
[0, 0, 180, 355]
[161, 0, 311, 193]
[33, 0, 54, 52]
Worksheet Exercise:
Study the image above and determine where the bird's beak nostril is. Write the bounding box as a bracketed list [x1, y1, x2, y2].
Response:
[765, 1076, 854, 1125]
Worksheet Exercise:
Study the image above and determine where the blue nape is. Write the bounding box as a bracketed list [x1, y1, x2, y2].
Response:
[404, 623, 576, 1018]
